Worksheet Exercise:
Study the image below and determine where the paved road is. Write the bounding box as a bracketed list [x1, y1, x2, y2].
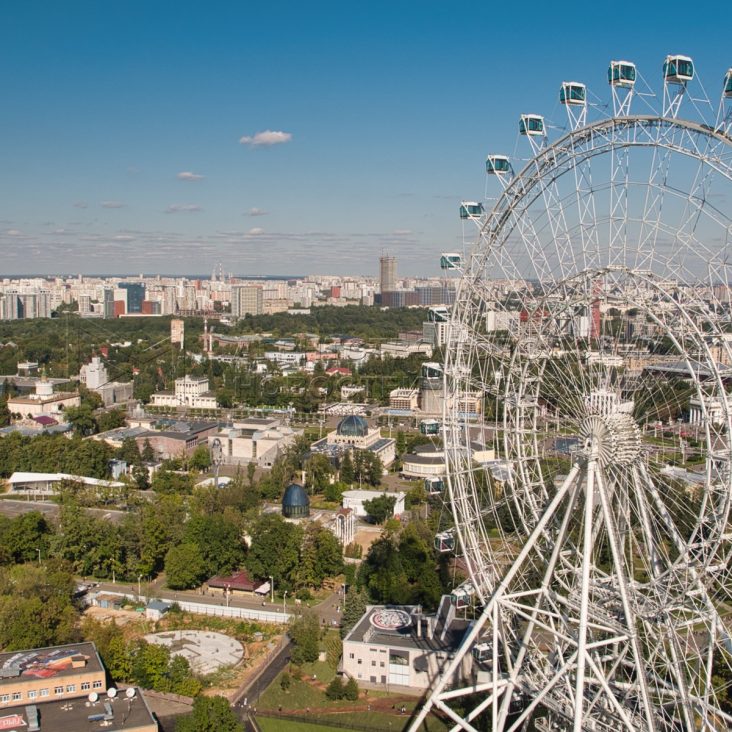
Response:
[0, 498, 127, 523]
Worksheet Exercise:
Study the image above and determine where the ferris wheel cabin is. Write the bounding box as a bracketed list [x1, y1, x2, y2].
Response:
[451, 580, 476, 609]
[724, 69, 732, 98]
[486, 155, 511, 174]
[459, 202, 484, 220]
[664, 54, 694, 84]
[608, 60, 636, 87]
[434, 530, 455, 553]
[440, 252, 462, 270]
[419, 418, 441, 435]
[560, 82, 586, 105]
[519, 114, 545, 136]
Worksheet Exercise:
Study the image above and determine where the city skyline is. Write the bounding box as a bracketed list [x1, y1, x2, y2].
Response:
[1, 1, 728, 276]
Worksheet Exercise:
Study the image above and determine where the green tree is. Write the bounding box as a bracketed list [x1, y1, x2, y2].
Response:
[0, 563, 79, 650]
[141, 439, 155, 462]
[176, 695, 244, 732]
[189, 444, 211, 471]
[152, 468, 194, 494]
[64, 404, 98, 436]
[305, 453, 334, 494]
[165, 543, 208, 590]
[245, 514, 303, 589]
[325, 676, 344, 700]
[339, 451, 354, 484]
[117, 436, 142, 465]
[289, 611, 320, 665]
[183, 514, 246, 577]
[341, 587, 369, 638]
[343, 676, 359, 701]
[362, 494, 397, 524]
[97, 408, 127, 433]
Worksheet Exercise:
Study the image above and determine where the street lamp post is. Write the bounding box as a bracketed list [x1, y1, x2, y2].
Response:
[269, 576, 274, 604]
[37, 548, 41, 566]
[283, 590, 288, 616]
[137, 574, 142, 598]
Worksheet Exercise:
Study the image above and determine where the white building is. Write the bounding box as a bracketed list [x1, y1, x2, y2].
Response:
[6, 377, 80, 419]
[150, 375, 218, 409]
[8, 472, 125, 497]
[341, 598, 471, 690]
[208, 417, 302, 468]
[389, 388, 419, 411]
[310, 415, 396, 467]
[79, 357, 133, 407]
[342, 490, 405, 518]
[689, 396, 726, 427]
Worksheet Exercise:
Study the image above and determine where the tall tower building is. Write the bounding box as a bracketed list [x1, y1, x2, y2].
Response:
[231, 285, 263, 318]
[380, 254, 397, 293]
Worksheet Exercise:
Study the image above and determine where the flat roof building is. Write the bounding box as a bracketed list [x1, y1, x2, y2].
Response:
[0, 643, 157, 731]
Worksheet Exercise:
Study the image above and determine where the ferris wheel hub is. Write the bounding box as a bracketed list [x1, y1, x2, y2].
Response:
[578, 412, 642, 466]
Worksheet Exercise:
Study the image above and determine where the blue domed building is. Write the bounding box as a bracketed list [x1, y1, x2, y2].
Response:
[336, 414, 369, 439]
[309, 414, 396, 468]
[282, 482, 310, 519]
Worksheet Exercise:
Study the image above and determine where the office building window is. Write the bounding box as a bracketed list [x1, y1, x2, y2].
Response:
[81, 682, 90, 691]
[54, 686, 64, 695]
[93, 680, 103, 689]
[28, 691, 37, 700]
[66, 685, 76, 693]
[40, 689, 49, 698]
[0, 695, 8, 703]
[11, 693, 21, 702]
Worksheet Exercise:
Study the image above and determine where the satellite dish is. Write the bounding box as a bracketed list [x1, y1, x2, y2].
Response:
[107, 687, 117, 699]
[88, 692, 98, 703]
[125, 688, 136, 699]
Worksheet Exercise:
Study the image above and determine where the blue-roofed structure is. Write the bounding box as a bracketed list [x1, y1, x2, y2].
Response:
[282, 482, 310, 518]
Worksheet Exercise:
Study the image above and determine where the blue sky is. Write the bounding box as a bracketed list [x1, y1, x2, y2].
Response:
[0, 1, 728, 276]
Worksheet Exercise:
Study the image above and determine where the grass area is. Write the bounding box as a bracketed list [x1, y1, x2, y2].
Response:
[257, 709, 449, 732]
[258, 720, 348, 732]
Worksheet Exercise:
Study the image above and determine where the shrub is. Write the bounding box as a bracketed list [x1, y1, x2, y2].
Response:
[325, 676, 345, 701]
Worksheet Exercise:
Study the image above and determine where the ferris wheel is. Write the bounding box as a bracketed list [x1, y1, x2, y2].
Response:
[412, 58, 732, 731]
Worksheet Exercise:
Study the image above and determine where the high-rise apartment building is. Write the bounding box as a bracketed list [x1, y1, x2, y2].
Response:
[380, 255, 397, 293]
[118, 282, 145, 313]
[231, 285, 263, 317]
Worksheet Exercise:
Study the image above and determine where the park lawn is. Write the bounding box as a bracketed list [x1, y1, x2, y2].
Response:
[258, 711, 449, 732]
[258, 719, 349, 732]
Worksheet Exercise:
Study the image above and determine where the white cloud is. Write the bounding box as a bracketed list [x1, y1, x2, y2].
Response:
[101, 201, 127, 209]
[177, 171, 205, 182]
[113, 234, 136, 241]
[239, 130, 292, 147]
[392, 229, 413, 236]
[73, 201, 88, 209]
[247, 227, 265, 235]
[165, 204, 203, 214]
[6, 229, 23, 237]
[247, 207, 268, 217]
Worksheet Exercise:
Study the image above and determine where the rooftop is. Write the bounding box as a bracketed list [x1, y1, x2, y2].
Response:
[0, 643, 103, 687]
[0, 687, 156, 732]
[345, 603, 470, 654]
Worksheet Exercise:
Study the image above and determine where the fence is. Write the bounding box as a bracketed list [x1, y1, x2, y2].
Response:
[96, 591, 292, 624]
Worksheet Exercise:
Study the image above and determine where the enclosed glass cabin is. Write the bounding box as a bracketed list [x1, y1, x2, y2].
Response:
[440, 252, 462, 269]
[519, 114, 545, 136]
[724, 69, 732, 99]
[472, 642, 492, 663]
[434, 530, 455, 553]
[560, 82, 586, 105]
[421, 362, 443, 379]
[664, 55, 694, 84]
[608, 60, 636, 87]
[451, 581, 475, 609]
[486, 155, 511, 174]
[459, 202, 484, 220]
[420, 419, 440, 436]
[424, 477, 444, 495]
